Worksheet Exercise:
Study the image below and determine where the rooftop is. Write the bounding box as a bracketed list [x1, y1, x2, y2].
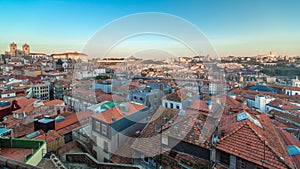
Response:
[92, 102, 147, 124]
[163, 88, 196, 102]
[216, 112, 293, 169]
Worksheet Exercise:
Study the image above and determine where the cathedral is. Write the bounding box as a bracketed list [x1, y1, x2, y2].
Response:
[5, 42, 30, 56]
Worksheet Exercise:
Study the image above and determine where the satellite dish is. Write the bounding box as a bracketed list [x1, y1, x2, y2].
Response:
[62, 62, 68, 68]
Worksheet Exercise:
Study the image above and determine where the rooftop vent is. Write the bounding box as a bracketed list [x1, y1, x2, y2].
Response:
[119, 102, 129, 112]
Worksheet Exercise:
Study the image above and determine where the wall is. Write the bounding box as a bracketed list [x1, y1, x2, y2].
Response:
[0, 138, 46, 166]
[0, 156, 42, 169]
[26, 141, 47, 166]
[162, 99, 182, 110]
[66, 153, 141, 169]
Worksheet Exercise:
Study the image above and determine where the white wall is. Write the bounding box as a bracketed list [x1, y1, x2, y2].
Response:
[162, 99, 182, 109]
[285, 89, 300, 96]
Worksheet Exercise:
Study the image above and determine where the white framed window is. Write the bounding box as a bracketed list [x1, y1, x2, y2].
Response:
[101, 124, 107, 135]
[95, 121, 100, 132]
[162, 135, 168, 145]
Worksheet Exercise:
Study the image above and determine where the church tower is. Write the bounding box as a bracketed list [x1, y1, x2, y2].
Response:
[22, 43, 30, 55]
[10, 42, 17, 56]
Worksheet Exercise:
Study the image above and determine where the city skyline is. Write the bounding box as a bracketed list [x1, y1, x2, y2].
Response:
[0, 0, 300, 57]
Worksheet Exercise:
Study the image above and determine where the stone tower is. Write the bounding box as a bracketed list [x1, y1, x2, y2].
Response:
[22, 43, 30, 55]
[10, 42, 17, 56]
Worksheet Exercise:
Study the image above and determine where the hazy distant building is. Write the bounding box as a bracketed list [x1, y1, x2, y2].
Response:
[292, 76, 300, 87]
[5, 42, 31, 56]
[51, 52, 88, 61]
[22, 43, 30, 55]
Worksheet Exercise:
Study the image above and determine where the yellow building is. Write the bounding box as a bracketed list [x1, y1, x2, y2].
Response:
[52, 52, 88, 62]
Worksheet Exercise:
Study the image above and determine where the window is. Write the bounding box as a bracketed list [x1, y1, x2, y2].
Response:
[165, 102, 168, 107]
[95, 121, 100, 132]
[103, 141, 108, 153]
[141, 154, 149, 163]
[237, 158, 246, 169]
[162, 135, 168, 145]
[176, 105, 180, 109]
[220, 152, 230, 165]
[101, 124, 107, 135]
[170, 103, 174, 109]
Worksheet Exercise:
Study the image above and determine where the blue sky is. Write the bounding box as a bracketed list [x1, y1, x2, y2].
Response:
[0, 0, 299, 57]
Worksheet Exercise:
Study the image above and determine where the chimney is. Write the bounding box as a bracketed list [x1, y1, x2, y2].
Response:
[34, 119, 39, 131]
[206, 100, 213, 110]
[159, 83, 164, 91]
[119, 103, 129, 112]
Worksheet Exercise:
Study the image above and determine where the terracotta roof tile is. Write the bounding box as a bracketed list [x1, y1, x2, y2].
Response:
[268, 99, 300, 110]
[15, 97, 36, 108]
[55, 111, 92, 130]
[277, 128, 300, 169]
[163, 88, 196, 102]
[92, 103, 147, 124]
[44, 100, 64, 106]
[216, 112, 294, 169]
[283, 86, 300, 91]
[131, 107, 179, 157]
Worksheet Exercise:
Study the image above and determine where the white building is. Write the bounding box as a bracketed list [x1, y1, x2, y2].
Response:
[246, 95, 274, 113]
[284, 86, 300, 95]
[292, 76, 300, 87]
[162, 88, 197, 110]
[266, 98, 300, 114]
[30, 83, 50, 101]
[254, 95, 275, 113]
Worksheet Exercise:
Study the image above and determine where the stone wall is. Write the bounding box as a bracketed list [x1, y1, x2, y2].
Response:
[66, 153, 142, 169]
[0, 156, 42, 169]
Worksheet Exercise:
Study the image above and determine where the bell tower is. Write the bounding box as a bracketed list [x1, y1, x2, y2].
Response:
[22, 43, 30, 55]
[10, 42, 17, 56]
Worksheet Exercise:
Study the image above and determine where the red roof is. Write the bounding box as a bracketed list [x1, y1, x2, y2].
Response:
[44, 100, 64, 106]
[277, 128, 300, 169]
[284, 86, 300, 91]
[55, 111, 92, 130]
[15, 97, 36, 108]
[92, 103, 147, 124]
[267, 99, 300, 110]
[225, 95, 241, 106]
[164, 88, 196, 102]
[188, 99, 210, 112]
[216, 113, 293, 169]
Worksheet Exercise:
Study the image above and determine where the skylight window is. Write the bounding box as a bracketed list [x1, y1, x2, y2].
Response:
[237, 112, 263, 128]
[286, 145, 300, 156]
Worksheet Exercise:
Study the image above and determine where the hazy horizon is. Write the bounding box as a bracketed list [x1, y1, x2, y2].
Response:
[1, 0, 300, 57]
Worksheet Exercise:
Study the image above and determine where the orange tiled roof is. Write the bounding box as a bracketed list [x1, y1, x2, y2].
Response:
[164, 88, 196, 102]
[225, 95, 241, 106]
[283, 86, 300, 91]
[188, 99, 210, 112]
[92, 103, 147, 124]
[55, 111, 92, 130]
[267, 99, 300, 110]
[34, 130, 63, 143]
[216, 113, 293, 169]
[15, 97, 36, 108]
[44, 100, 64, 106]
[277, 128, 300, 169]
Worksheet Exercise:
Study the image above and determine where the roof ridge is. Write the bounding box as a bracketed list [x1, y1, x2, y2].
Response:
[217, 121, 247, 142]
[246, 121, 293, 169]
